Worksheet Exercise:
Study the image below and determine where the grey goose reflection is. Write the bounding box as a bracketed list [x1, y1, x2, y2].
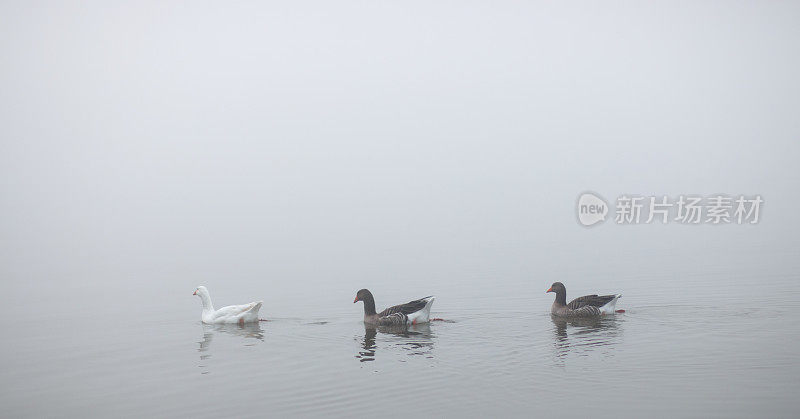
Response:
[356, 323, 435, 362]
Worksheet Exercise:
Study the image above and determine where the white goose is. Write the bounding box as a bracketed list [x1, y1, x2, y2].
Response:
[193, 286, 262, 324]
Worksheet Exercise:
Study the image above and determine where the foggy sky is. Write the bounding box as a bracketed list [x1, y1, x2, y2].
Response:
[1, 1, 799, 318]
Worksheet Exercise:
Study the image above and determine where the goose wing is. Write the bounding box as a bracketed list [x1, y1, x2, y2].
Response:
[211, 301, 262, 321]
[377, 312, 409, 326]
[567, 294, 617, 310]
[568, 304, 602, 316]
[378, 296, 432, 318]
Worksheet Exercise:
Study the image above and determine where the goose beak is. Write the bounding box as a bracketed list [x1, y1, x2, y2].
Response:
[193, 290, 197, 295]
[353, 297, 359, 303]
[546, 287, 552, 293]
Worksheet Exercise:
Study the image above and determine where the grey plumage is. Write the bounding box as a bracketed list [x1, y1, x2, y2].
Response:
[547, 282, 620, 317]
[354, 289, 434, 326]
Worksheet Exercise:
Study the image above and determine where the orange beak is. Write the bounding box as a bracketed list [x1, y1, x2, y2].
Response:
[546, 287, 552, 293]
[353, 297, 359, 303]
[193, 290, 197, 295]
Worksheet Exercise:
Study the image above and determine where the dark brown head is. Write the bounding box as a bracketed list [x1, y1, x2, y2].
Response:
[546, 282, 567, 305]
[354, 289, 376, 315]
[546, 282, 566, 294]
[354, 289, 373, 303]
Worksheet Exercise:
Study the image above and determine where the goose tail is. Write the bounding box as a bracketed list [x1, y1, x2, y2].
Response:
[600, 294, 621, 315]
[410, 296, 435, 324]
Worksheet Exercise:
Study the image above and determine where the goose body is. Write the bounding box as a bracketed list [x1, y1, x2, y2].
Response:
[193, 286, 262, 324]
[354, 289, 435, 326]
[547, 282, 621, 317]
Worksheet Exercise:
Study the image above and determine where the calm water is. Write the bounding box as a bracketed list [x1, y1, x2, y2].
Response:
[1, 260, 799, 418]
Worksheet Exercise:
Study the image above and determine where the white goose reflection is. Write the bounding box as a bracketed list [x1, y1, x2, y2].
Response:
[197, 322, 265, 374]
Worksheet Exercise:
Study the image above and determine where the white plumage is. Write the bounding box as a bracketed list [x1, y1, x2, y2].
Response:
[598, 294, 622, 315]
[193, 286, 262, 324]
[405, 296, 436, 325]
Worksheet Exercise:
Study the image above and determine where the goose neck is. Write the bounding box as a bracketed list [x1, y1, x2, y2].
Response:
[554, 289, 567, 306]
[361, 292, 377, 316]
[198, 291, 214, 312]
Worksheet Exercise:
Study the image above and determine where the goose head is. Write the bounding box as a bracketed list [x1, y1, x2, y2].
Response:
[353, 288, 373, 303]
[546, 282, 566, 294]
[193, 286, 214, 311]
[547, 282, 568, 306]
[353, 289, 377, 316]
[193, 286, 209, 297]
